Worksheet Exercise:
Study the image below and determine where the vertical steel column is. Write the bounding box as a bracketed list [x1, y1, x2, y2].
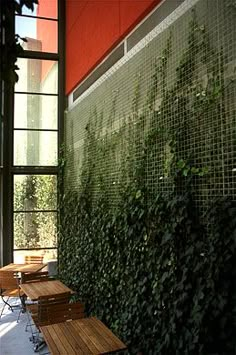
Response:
[0, 0, 3, 266]
[1, 0, 14, 266]
[58, 0, 65, 152]
[57, 0, 65, 268]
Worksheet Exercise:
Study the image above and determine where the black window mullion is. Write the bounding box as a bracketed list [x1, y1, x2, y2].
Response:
[16, 14, 58, 22]
[14, 247, 57, 251]
[14, 209, 57, 213]
[14, 91, 58, 96]
[14, 128, 58, 132]
[12, 167, 58, 174]
[18, 50, 59, 61]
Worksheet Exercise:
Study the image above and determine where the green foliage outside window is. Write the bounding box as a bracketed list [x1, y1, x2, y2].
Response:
[14, 175, 57, 249]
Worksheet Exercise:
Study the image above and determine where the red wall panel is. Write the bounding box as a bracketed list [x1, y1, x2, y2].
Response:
[66, 0, 161, 95]
[37, 0, 57, 81]
[120, 1, 158, 35]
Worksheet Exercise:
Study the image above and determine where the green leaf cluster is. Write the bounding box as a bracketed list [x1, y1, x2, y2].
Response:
[59, 188, 236, 354]
[59, 9, 236, 354]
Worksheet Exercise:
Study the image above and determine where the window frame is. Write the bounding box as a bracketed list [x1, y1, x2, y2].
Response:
[0, 0, 65, 266]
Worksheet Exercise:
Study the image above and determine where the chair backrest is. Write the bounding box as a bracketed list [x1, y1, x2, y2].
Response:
[37, 292, 73, 326]
[0, 270, 19, 291]
[21, 271, 49, 284]
[24, 255, 44, 264]
[38, 299, 85, 326]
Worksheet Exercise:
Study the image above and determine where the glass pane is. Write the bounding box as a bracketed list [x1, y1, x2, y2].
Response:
[15, 59, 58, 94]
[14, 130, 57, 166]
[14, 175, 57, 211]
[19, 5, 37, 17]
[14, 249, 57, 264]
[14, 94, 58, 129]
[14, 211, 57, 249]
[20, 1, 58, 19]
[15, 16, 58, 53]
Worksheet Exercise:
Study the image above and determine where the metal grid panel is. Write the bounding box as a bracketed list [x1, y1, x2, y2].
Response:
[65, 0, 236, 217]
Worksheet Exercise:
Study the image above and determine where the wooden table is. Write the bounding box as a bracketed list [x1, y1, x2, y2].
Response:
[0, 263, 46, 273]
[20, 280, 74, 301]
[40, 316, 127, 354]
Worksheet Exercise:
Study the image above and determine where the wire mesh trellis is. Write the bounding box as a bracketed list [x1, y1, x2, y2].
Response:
[65, 0, 236, 220]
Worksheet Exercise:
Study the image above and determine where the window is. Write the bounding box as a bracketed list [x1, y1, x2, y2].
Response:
[12, 0, 60, 263]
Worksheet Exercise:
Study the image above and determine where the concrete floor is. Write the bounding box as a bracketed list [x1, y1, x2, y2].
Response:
[0, 298, 49, 355]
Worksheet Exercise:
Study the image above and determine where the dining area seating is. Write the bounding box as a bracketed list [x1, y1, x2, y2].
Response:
[0, 263, 46, 273]
[27, 292, 73, 351]
[0, 261, 127, 355]
[21, 271, 50, 284]
[0, 270, 25, 321]
[24, 256, 44, 264]
[40, 316, 127, 355]
[0, 262, 48, 321]
[30, 293, 85, 352]
[20, 270, 51, 333]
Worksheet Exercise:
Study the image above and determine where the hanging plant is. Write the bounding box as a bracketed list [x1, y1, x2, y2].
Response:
[1, 0, 38, 84]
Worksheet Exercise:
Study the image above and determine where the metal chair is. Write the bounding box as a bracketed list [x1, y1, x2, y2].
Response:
[21, 271, 50, 332]
[0, 270, 25, 321]
[21, 271, 49, 284]
[24, 255, 44, 264]
[35, 298, 85, 326]
[29, 292, 73, 352]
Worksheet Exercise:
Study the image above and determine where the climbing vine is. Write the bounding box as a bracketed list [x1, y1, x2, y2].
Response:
[59, 9, 236, 355]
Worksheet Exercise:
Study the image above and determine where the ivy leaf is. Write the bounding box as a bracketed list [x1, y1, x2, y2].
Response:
[177, 159, 186, 169]
[191, 167, 199, 174]
[183, 168, 190, 176]
[162, 232, 172, 244]
[136, 190, 142, 199]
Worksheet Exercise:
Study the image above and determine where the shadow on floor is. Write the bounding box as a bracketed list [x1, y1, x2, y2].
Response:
[0, 299, 49, 355]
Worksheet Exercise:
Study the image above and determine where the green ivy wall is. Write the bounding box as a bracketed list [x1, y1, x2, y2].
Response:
[60, 0, 236, 353]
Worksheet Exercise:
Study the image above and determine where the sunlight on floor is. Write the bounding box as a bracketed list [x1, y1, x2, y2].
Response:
[0, 319, 18, 337]
[0, 299, 49, 355]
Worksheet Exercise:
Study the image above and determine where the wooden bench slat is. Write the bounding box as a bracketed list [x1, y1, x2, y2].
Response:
[51, 323, 78, 355]
[92, 317, 127, 349]
[39, 303, 84, 326]
[59, 322, 90, 354]
[75, 318, 109, 353]
[25, 256, 44, 264]
[41, 326, 62, 355]
[71, 321, 100, 354]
